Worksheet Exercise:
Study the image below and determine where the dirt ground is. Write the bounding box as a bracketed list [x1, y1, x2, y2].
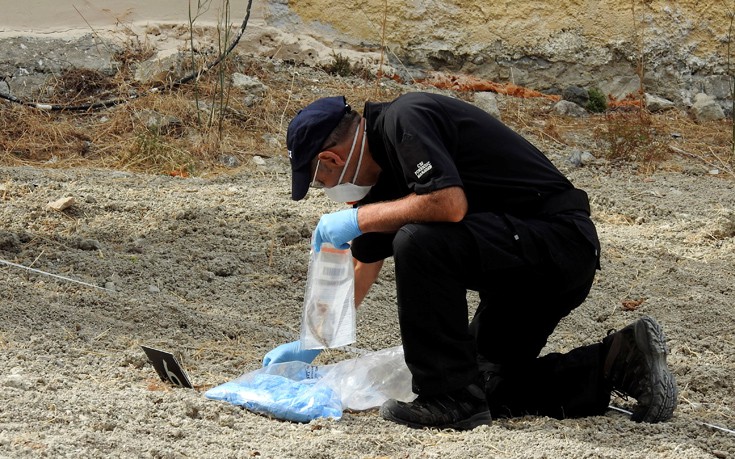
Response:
[1, 29, 735, 459]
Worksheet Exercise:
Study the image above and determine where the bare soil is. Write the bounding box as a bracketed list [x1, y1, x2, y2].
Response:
[1, 29, 734, 459]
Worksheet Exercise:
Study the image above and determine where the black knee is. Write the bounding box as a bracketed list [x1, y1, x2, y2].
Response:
[393, 224, 430, 268]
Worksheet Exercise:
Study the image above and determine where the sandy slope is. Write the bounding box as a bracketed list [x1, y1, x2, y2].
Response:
[0, 1, 259, 38]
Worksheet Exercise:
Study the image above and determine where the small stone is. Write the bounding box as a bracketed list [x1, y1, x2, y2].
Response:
[0, 231, 22, 253]
[77, 239, 102, 251]
[231, 73, 268, 96]
[580, 151, 596, 164]
[148, 285, 161, 294]
[567, 150, 583, 167]
[562, 86, 589, 107]
[645, 93, 675, 112]
[3, 374, 32, 390]
[554, 100, 588, 117]
[47, 196, 75, 211]
[220, 155, 240, 168]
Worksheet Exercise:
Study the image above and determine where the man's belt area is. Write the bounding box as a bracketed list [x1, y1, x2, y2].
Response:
[481, 188, 591, 218]
[538, 188, 591, 216]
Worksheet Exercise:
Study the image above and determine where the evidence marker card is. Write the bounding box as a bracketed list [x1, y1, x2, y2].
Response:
[141, 345, 194, 389]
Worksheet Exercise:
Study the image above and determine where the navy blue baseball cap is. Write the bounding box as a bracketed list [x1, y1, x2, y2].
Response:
[287, 96, 351, 200]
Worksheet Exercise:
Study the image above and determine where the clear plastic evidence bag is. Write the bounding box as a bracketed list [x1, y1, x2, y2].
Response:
[299, 242, 356, 350]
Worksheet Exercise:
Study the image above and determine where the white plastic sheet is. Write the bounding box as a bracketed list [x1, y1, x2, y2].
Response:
[205, 346, 415, 422]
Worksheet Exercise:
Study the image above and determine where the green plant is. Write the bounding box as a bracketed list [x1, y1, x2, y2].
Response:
[324, 51, 353, 77]
[586, 88, 608, 113]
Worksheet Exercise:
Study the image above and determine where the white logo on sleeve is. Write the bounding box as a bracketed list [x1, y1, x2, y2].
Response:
[414, 161, 433, 179]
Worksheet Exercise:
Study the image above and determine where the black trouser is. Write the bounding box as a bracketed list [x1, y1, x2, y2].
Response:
[392, 214, 610, 419]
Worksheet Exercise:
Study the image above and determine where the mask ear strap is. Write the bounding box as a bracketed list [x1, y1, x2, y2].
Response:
[337, 120, 361, 184]
[351, 119, 366, 185]
[310, 159, 320, 186]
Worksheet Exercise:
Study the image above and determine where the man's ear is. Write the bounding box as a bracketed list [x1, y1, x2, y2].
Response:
[316, 150, 345, 168]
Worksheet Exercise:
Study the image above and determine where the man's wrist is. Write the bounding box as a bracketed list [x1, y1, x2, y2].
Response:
[351, 208, 363, 236]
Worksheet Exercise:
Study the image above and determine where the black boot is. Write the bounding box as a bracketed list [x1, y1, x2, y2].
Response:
[380, 381, 492, 430]
[603, 316, 677, 422]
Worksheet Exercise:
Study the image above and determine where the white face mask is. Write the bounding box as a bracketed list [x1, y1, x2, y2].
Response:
[322, 120, 372, 203]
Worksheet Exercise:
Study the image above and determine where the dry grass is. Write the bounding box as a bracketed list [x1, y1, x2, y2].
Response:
[0, 47, 405, 176]
[1, 35, 733, 180]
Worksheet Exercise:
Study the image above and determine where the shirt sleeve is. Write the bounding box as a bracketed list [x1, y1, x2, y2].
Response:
[383, 98, 464, 195]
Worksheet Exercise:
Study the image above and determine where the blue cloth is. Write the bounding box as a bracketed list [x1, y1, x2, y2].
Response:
[205, 370, 342, 422]
[205, 347, 415, 423]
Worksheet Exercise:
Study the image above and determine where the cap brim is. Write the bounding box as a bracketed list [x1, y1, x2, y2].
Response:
[291, 164, 311, 201]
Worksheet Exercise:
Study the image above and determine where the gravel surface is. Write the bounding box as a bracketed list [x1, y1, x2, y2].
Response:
[1, 150, 733, 458]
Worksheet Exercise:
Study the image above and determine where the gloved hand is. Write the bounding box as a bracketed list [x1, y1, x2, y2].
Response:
[313, 208, 362, 251]
[262, 341, 322, 367]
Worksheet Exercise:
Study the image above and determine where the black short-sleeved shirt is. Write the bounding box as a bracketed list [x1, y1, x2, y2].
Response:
[350, 92, 599, 264]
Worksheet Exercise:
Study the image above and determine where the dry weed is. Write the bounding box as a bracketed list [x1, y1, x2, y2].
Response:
[602, 109, 669, 165]
[38, 68, 120, 104]
[0, 105, 92, 163]
[1, 28, 733, 180]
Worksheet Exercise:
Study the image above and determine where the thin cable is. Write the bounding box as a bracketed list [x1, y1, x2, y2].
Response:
[0, 0, 253, 112]
[1, 256, 371, 355]
[608, 405, 735, 435]
[0, 258, 115, 292]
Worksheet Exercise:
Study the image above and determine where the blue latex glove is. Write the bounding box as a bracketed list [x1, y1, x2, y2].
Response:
[313, 208, 362, 252]
[262, 341, 322, 367]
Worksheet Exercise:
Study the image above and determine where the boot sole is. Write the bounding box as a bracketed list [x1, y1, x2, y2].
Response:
[632, 316, 678, 422]
[379, 404, 492, 431]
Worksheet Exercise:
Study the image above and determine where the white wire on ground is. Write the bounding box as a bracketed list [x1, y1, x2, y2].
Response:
[1, 256, 371, 355]
[5, 254, 734, 431]
[0, 258, 114, 292]
[608, 405, 735, 435]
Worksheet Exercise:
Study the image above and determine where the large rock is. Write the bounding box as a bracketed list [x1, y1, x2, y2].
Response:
[645, 94, 675, 112]
[274, 1, 734, 110]
[554, 100, 588, 117]
[691, 93, 725, 122]
[0, 35, 119, 99]
[600, 75, 641, 102]
[232, 73, 268, 96]
[134, 50, 184, 85]
[472, 92, 501, 120]
[562, 86, 589, 107]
